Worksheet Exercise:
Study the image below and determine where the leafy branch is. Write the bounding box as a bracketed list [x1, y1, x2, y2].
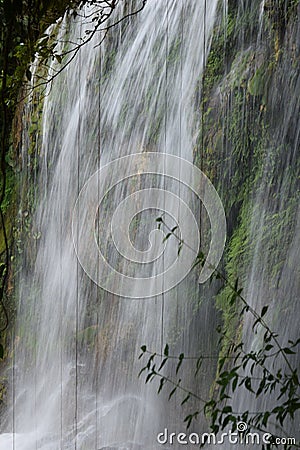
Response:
[22, 0, 148, 96]
[138, 216, 300, 449]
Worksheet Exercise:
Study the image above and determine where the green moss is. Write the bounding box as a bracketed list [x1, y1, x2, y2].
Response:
[0, 166, 18, 255]
[203, 12, 237, 98]
[248, 63, 272, 99]
[215, 199, 252, 355]
[196, 0, 300, 375]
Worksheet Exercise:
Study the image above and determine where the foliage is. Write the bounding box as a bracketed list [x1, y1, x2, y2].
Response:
[139, 218, 300, 449]
[138, 2, 300, 447]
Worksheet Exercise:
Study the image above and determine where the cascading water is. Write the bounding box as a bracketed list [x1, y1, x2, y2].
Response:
[0, 1, 220, 448]
[2, 1, 298, 448]
[200, 1, 300, 448]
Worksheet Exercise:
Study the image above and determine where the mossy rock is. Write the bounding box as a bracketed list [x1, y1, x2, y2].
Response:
[222, 49, 254, 91]
[247, 64, 270, 97]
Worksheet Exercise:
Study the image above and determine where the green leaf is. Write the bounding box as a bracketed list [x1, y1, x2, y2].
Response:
[195, 357, 203, 376]
[262, 411, 270, 427]
[264, 331, 272, 343]
[158, 358, 168, 371]
[282, 347, 296, 355]
[232, 376, 238, 393]
[176, 353, 184, 374]
[145, 371, 156, 384]
[168, 386, 177, 400]
[184, 411, 199, 429]
[163, 232, 172, 243]
[177, 242, 183, 256]
[222, 414, 235, 429]
[245, 377, 254, 393]
[222, 405, 232, 414]
[252, 318, 260, 331]
[234, 278, 239, 291]
[181, 394, 190, 405]
[139, 346, 147, 358]
[256, 378, 266, 397]
[192, 251, 206, 269]
[290, 337, 300, 348]
[138, 367, 146, 377]
[158, 377, 166, 394]
[146, 353, 156, 369]
[164, 344, 169, 357]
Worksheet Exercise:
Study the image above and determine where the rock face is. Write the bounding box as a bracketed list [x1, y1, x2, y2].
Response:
[200, 0, 300, 441]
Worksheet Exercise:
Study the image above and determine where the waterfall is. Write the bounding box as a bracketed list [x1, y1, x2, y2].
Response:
[0, 1, 220, 449]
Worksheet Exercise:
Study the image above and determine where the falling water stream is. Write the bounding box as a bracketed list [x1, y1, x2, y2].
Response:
[0, 1, 220, 449]
[1, 0, 299, 449]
